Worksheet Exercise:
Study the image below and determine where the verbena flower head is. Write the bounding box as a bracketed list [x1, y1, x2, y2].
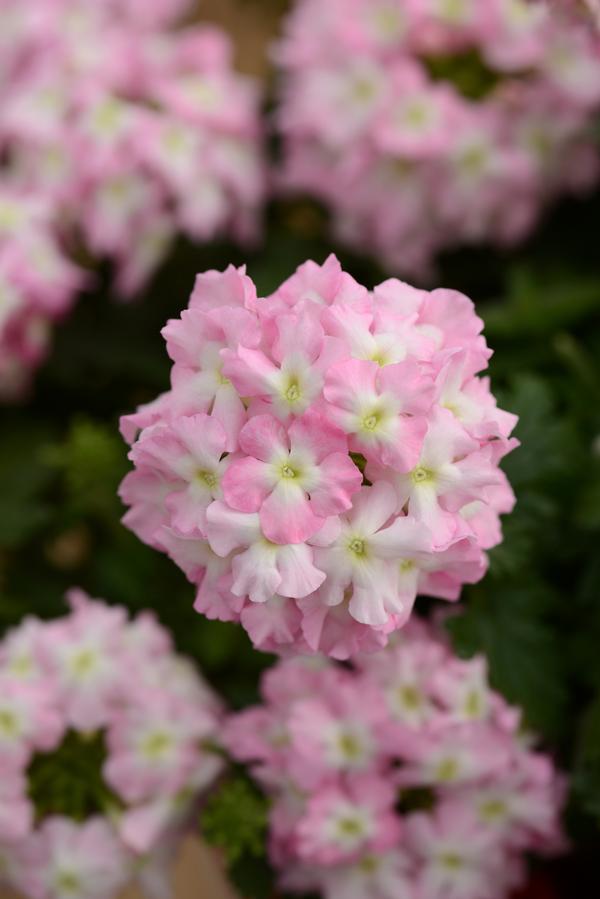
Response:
[120, 256, 518, 658]
[0, 0, 265, 399]
[275, 0, 600, 276]
[223, 619, 566, 899]
[0, 590, 224, 899]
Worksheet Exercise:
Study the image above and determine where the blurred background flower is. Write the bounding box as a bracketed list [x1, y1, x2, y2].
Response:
[0, 0, 266, 399]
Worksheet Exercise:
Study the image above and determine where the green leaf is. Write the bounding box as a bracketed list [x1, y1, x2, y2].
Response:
[201, 773, 274, 899]
[44, 418, 127, 522]
[0, 422, 55, 547]
[201, 775, 269, 865]
[483, 265, 600, 340]
[447, 583, 567, 741]
[496, 374, 577, 490]
[573, 693, 600, 823]
[28, 730, 121, 822]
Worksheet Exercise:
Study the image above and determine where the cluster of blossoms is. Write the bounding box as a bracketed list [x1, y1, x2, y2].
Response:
[275, 0, 600, 276]
[0, 189, 85, 400]
[120, 256, 517, 658]
[549, 0, 600, 27]
[0, 590, 224, 899]
[224, 619, 566, 899]
[0, 0, 265, 398]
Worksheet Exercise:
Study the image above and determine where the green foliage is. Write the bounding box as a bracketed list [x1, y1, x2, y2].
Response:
[202, 775, 269, 864]
[28, 730, 121, 822]
[43, 418, 127, 523]
[201, 774, 274, 899]
[423, 49, 501, 100]
[0, 421, 55, 548]
[573, 693, 600, 824]
[447, 583, 568, 740]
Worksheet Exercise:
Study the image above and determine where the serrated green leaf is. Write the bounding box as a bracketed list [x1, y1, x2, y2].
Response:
[447, 583, 567, 740]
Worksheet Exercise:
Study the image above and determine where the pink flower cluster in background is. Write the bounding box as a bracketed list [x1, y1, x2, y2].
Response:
[0, 590, 223, 899]
[224, 619, 566, 899]
[549, 0, 600, 27]
[120, 256, 517, 658]
[275, 0, 600, 276]
[0, 0, 265, 399]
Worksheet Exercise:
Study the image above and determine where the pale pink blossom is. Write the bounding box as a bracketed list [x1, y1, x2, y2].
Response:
[121, 258, 518, 655]
[0, 591, 224, 899]
[0, 0, 265, 399]
[275, 0, 600, 275]
[224, 619, 566, 899]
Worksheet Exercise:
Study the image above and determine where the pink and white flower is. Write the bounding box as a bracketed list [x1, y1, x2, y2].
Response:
[224, 619, 566, 899]
[223, 411, 362, 544]
[0, 0, 265, 399]
[120, 257, 517, 656]
[0, 591, 224, 899]
[275, 0, 600, 276]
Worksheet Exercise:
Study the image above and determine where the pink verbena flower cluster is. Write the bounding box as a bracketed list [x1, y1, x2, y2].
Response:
[0, 0, 265, 399]
[120, 255, 517, 659]
[275, 0, 600, 276]
[0, 188, 85, 400]
[0, 590, 223, 899]
[549, 0, 600, 26]
[224, 619, 566, 899]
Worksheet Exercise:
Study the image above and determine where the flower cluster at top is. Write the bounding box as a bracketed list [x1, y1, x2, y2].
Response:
[0, 590, 223, 899]
[275, 0, 600, 276]
[120, 256, 518, 659]
[224, 619, 566, 899]
[0, 0, 265, 399]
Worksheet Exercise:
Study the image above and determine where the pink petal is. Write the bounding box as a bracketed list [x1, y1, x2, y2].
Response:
[260, 482, 323, 544]
[277, 545, 326, 598]
[288, 408, 348, 462]
[231, 546, 282, 602]
[172, 413, 227, 466]
[239, 414, 289, 461]
[350, 482, 397, 535]
[369, 515, 432, 559]
[378, 359, 435, 415]
[409, 484, 457, 548]
[272, 310, 323, 364]
[221, 346, 278, 397]
[378, 415, 427, 473]
[222, 457, 272, 512]
[212, 384, 247, 452]
[240, 595, 302, 649]
[324, 358, 379, 412]
[308, 452, 362, 516]
[205, 501, 260, 556]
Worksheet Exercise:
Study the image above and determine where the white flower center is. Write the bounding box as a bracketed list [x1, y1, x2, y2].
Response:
[435, 756, 460, 782]
[397, 684, 422, 709]
[0, 709, 19, 738]
[141, 730, 174, 761]
[54, 870, 82, 895]
[479, 798, 508, 822]
[411, 466, 434, 484]
[197, 469, 218, 488]
[348, 537, 366, 557]
[68, 648, 98, 679]
[439, 851, 465, 870]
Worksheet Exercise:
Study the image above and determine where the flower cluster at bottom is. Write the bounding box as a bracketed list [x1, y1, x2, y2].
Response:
[0, 590, 224, 899]
[224, 619, 566, 899]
